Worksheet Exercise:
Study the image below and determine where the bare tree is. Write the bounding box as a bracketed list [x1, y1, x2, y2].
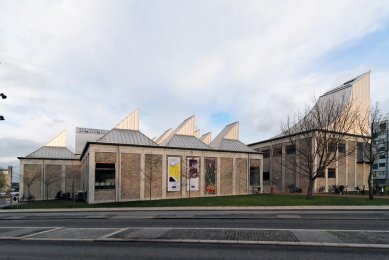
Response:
[44, 173, 60, 200]
[20, 171, 40, 200]
[143, 153, 160, 205]
[358, 103, 389, 200]
[281, 94, 359, 199]
[181, 156, 200, 198]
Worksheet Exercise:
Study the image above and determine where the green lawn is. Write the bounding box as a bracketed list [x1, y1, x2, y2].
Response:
[3, 194, 389, 209]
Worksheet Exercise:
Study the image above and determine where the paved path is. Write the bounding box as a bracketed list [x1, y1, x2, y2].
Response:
[1, 226, 388, 249]
[2, 205, 389, 213]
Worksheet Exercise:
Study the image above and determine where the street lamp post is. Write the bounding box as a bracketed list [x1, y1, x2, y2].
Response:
[1, 92, 6, 120]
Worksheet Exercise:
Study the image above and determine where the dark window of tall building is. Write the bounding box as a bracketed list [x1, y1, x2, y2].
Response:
[95, 163, 115, 189]
[357, 142, 369, 163]
[273, 147, 282, 157]
[250, 167, 260, 186]
[286, 145, 296, 155]
[379, 154, 386, 159]
[379, 123, 387, 131]
[373, 164, 378, 170]
[379, 146, 386, 152]
[372, 132, 378, 139]
[328, 143, 336, 153]
[263, 171, 270, 181]
[338, 143, 346, 153]
[317, 168, 325, 178]
[262, 149, 270, 158]
[328, 168, 336, 178]
[379, 163, 386, 168]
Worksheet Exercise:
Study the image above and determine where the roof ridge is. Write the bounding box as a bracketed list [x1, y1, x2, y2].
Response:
[321, 71, 370, 97]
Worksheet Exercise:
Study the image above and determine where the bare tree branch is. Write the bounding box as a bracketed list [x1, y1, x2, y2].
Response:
[281, 94, 360, 199]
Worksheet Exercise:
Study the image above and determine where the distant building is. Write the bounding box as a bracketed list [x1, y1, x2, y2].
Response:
[372, 120, 389, 186]
[249, 72, 371, 193]
[0, 166, 12, 192]
[18, 110, 262, 203]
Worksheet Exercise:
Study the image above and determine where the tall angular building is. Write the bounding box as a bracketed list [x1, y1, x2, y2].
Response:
[249, 72, 371, 193]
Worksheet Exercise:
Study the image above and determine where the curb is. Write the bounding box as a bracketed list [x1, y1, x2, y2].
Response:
[1, 205, 389, 213]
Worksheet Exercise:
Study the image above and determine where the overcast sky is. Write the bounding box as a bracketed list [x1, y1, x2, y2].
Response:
[1, 0, 389, 179]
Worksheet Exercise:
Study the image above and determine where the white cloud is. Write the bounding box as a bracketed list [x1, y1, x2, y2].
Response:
[1, 0, 389, 173]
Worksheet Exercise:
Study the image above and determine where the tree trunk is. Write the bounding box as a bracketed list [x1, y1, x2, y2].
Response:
[26, 185, 30, 200]
[306, 177, 314, 199]
[368, 170, 374, 200]
[149, 181, 152, 206]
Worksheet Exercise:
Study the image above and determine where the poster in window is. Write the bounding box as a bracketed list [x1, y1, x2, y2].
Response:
[187, 157, 199, 191]
[205, 158, 216, 194]
[168, 157, 181, 191]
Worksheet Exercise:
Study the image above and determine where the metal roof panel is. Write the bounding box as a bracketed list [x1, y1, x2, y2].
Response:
[97, 129, 158, 146]
[26, 146, 79, 159]
[165, 135, 212, 149]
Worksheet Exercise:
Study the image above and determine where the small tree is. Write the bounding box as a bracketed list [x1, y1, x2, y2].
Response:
[142, 153, 160, 205]
[358, 103, 389, 200]
[20, 171, 40, 199]
[182, 156, 200, 198]
[44, 173, 60, 200]
[281, 94, 359, 199]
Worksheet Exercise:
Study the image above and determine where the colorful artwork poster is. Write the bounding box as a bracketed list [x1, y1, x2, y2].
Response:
[187, 157, 199, 191]
[168, 157, 181, 192]
[205, 158, 216, 194]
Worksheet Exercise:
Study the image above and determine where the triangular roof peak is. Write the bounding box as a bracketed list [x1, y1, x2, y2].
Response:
[160, 115, 197, 146]
[200, 132, 212, 145]
[155, 128, 173, 144]
[114, 108, 139, 130]
[321, 71, 370, 97]
[46, 130, 67, 147]
[210, 122, 239, 149]
[175, 115, 196, 136]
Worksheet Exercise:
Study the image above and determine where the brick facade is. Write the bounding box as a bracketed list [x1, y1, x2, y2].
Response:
[121, 153, 141, 200]
[220, 158, 233, 195]
[144, 154, 162, 199]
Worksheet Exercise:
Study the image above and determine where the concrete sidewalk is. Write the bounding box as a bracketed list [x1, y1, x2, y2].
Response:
[1, 205, 389, 213]
[1, 226, 389, 249]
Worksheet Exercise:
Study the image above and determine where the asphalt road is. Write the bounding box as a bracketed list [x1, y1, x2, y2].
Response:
[0, 240, 388, 260]
[0, 210, 388, 230]
[0, 209, 388, 259]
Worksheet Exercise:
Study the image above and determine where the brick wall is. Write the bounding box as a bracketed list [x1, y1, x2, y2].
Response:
[220, 158, 233, 195]
[121, 153, 141, 200]
[44, 165, 62, 200]
[144, 154, 162, 199]
[236, 158, 247, 195]
[95, 152, 117, 201]
[96, 152, 116, 164]
[23, 164, 42, 200]
[271, 156, 282, 192]
[65, 165, 81, 193]
[95, 189, 115, 201]
[284, 156, 296, 188]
